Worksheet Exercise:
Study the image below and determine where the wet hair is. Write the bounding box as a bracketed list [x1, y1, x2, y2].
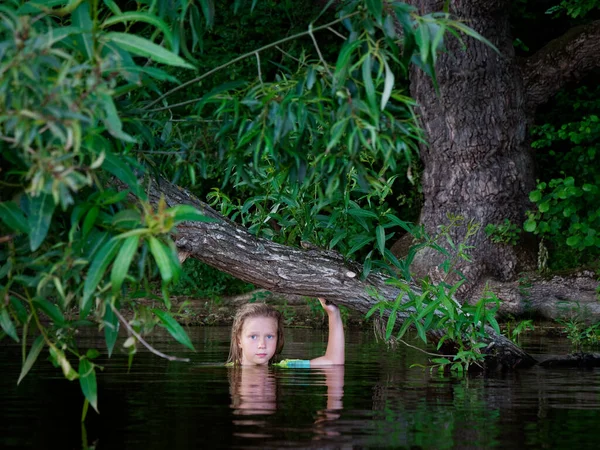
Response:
[226, 303, 285, 365]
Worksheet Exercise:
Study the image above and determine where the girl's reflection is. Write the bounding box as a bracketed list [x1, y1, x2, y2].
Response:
[228, 365, 345, 439]
[229, 365, 277, 415]
[313, 366, 344, 439]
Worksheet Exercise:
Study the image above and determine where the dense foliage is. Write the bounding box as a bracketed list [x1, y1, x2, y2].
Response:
[0, 0, 494, 412]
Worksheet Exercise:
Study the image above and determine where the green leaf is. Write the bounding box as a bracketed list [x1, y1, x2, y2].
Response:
[397, 316, 413, 340]
[0, 307, 19, 342]
[79, 358, 98, 413]
[362, 56, 376, 110]
[416, 22, 431, 64]
[103, 303, 119, 357]
[17, 335, 44, 385]
[101, 152, 146, 200]
[27, 193, 56, 251]
[385, 214, 413, 234]
[82, 206, 99, 237]
[529, 190, 542, 202]
[153, 309, 195, 350]
[487, 315, 501, 335]
[414, 320, 427, 343]
[110, 235, 139, 294]
[102, 12, 174, 49]
[49, 346, 79, 381]
[148, 237, 174, 283]
[199, 0, 215, 26]
[347, 208, 378, 219]
[86, 349, 100, 359]
[72, 1, 93, 60]
[0, 201, 30, 233]
[82, 238, 122, 318]
[99, 92, 137, 143]
[104, 32, 195, 69]
[10, 297, 28, 324]
[431, 357, 451, 365]
[381, 59, 395, 111]
[32, 298, 65, 326]
[365, 0, 383, 23]
[566, 235, 581, 247]
[102, 0, 122, 15]
[376, 225, 386, 256]
[334, 40, 361, 85]
[169, 205, 219, 223]
[347, 234, 374, 256]
[523, 219, 537, 233]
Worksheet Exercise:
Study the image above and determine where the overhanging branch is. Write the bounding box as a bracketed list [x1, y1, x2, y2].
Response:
[522, 20, 600, 111]
[129, 176, 537, 369]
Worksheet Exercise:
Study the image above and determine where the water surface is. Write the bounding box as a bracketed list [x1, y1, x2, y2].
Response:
[2, 326, 600, 449]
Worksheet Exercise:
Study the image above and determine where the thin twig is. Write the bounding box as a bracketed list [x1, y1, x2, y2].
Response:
[141, 12, 359, 111]
[255, 52, 264, 88]
[111, 304, 191, 362]
[397, 338, 454, 358]
[0, 135, 35, 155]
[308, 23, 333, 78]
[327, 26, 346, 40]
[275, 45, 304, 65]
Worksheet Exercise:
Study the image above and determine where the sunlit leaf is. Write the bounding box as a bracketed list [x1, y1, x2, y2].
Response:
[103, 32, 195, 69]
[148, 237, 174, 283]
[381, 59, 395, 110]
[17, 335, 45, 385]
[169, 205, 219, 223]
[79, 358, 98, 413]
[153, 309, 195, 351]
[102, 12, 175, 49]
[49, 347, 79, 381]
[82, 238, 122, 318]
[110, 235, 139, 294]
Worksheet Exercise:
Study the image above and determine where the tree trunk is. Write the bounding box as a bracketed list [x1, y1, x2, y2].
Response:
[408, 0, 537, 292]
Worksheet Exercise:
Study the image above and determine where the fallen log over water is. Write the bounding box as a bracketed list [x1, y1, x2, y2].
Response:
[123, 177, 545, 370]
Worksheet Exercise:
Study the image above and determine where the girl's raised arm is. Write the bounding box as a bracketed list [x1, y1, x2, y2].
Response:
[310, 298, 345, 366]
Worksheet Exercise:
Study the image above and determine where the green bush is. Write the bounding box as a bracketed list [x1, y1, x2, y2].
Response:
[525, 83, 600, 270]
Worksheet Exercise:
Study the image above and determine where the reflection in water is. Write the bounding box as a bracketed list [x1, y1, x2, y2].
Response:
[3, 327, 600, 449]
[228, 365, 345, 441]
[229, 366, 277, 416]
[312, 366, 344, 440]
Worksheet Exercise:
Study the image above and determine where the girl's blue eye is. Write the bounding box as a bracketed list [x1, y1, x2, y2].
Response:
[267, 335, 274, 339]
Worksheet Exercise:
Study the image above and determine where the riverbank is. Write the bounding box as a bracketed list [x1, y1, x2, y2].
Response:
[142, 290, 368, 328]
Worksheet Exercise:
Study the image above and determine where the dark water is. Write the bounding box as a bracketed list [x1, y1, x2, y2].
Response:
[2, 326, 600, 449]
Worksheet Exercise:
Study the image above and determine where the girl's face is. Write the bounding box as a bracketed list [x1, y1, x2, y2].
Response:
[237, 316, 278, 365]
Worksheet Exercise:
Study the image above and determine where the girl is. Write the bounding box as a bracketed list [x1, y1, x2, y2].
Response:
[226, 298, 345, 367]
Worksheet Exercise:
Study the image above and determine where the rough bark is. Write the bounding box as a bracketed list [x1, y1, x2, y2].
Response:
[138, 177, 536, 369]
[405, 1, 600, 298]
[522, 20, 600, 112]
[409, 0, 537, 291]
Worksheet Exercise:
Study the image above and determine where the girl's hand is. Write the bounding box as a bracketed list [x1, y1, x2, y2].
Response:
[318, 298, 339, 315]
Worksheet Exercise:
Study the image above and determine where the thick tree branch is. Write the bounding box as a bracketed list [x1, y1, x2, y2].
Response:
[522, 20, 600, 111]
[135, 177, 537, 369]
